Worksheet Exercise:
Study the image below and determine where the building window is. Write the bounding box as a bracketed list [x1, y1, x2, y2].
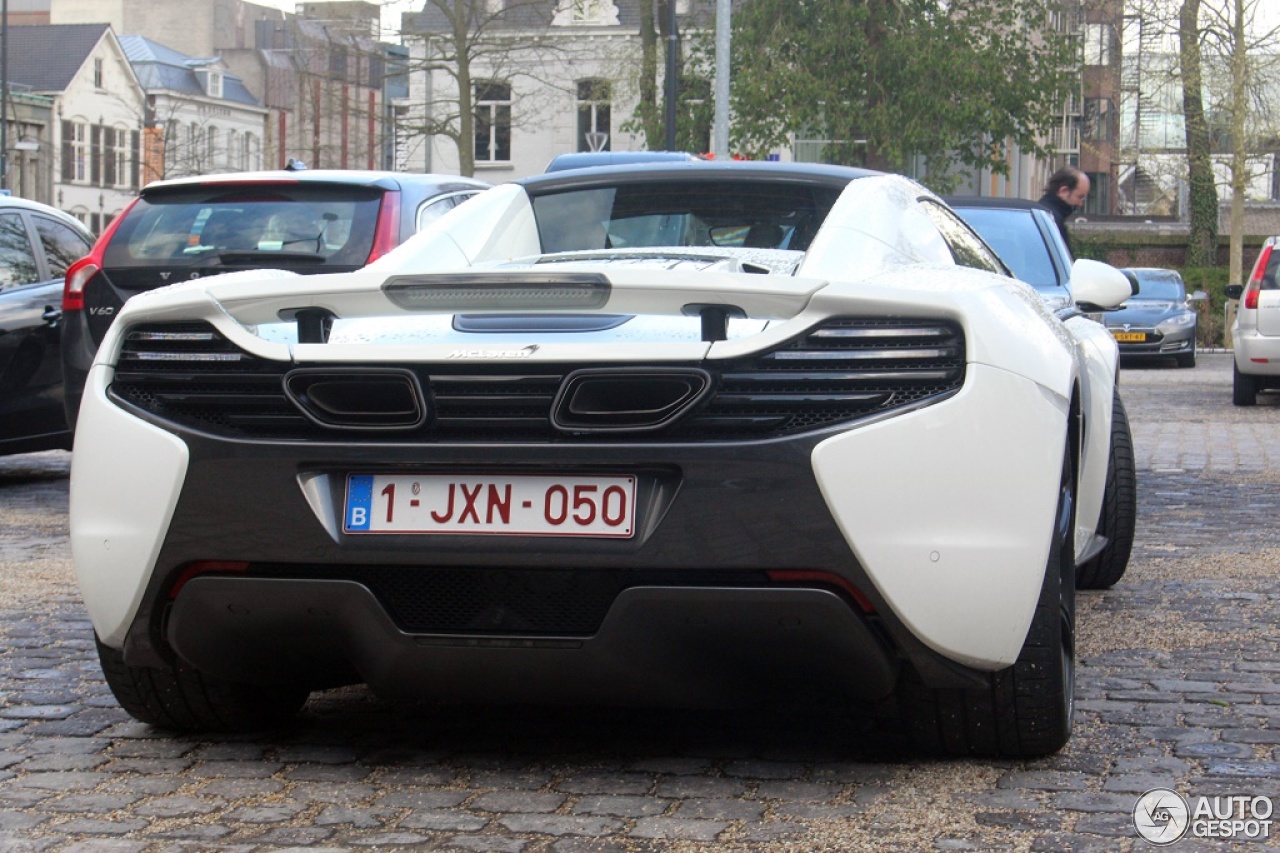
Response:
[1084, 98, 1113, 142]
[330, 46, 348, 78]
[93, 58, 104, 88]
[244, 133, 258, 170]
[207, 127, 220, 170]
[196, 69, 224, 98]
[102, 126, 117, 186]
[1083, 23, 1115, 66]
[576, 79, 611, 152]
[474, 81, 511, 163]
[1084, 172, 1110, 216]
[115, 128, 131, 187]
[188, 122, 202, 173]
[73, 122, 89, 182]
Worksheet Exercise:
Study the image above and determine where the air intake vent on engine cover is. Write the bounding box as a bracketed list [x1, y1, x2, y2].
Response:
[109, 318, 964, 441]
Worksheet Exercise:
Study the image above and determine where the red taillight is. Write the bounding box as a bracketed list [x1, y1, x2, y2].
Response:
[767, 570, 877, 613]
[1244, 244, 1273, 310]
[62, 257, 100, 311]
[365, 190, 402, 264]
[168, 560, 250, 599]
[63, 199, 138, 311]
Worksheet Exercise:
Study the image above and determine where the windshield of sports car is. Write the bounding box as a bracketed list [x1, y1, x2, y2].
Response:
[530, 181, 843, 253]
[103, 185, 383, 274]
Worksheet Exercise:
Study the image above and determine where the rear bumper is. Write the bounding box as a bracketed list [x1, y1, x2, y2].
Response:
[1233, 328, 1280, 376]
[59, 313, 95, 429]
[73, 363, 1067, 700]
[170, 578, 898, 705]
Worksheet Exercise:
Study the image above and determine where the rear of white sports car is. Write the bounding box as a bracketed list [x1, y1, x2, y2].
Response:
[70, 165, 1131, 756]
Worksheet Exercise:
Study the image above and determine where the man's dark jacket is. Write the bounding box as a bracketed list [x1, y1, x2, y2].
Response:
[1037, 192, 1075, 258]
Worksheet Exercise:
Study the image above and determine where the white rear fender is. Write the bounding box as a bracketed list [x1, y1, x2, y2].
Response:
[71, 364, 189, 646]
[812, 365, 1068, 669]
[1066, 314, 1121, 558]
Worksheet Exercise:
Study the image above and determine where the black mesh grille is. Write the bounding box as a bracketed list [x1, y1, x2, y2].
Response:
[110, 318, 965, 441]
[246, 564, 771, 636]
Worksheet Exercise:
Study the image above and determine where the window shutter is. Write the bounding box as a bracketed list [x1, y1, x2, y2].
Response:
[61, 120, 74, 182]
[90, 125, 102, 186]
[131, 130, 141, 189]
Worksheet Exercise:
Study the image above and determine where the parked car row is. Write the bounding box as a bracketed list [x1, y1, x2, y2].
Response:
[7, 163, 1280, 462]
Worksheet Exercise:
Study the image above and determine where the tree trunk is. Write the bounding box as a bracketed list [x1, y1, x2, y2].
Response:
[1179, 0, 1218, 267]
[639, 1, 661, 148]
[454, 2, 475, 177]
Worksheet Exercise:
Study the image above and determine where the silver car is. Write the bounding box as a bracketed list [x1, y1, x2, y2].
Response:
[1226, 237, 1280, 405]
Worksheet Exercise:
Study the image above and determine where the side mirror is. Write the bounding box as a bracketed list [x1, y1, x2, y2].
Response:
[1071, 258, 1133, 311]
[1225, 283, 1243, 300]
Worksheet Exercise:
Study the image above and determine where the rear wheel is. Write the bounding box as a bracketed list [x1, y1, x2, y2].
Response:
[1077, 390, 1136, 589]
[96, 637, 309, 732]
[900, 449, 1075, 758]
[1233, 362, 1258, 406]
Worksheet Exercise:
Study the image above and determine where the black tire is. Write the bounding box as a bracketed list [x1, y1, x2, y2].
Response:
[1233, 362, 1257, 406]
[900, 449, 1075, 758]
[1176, 348, 1196, 369]
[96, 637, 309, 732]
[1077, 390, 1136, 589]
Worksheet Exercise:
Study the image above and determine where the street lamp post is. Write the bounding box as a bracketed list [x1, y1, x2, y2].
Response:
[713, 0, 730, 159]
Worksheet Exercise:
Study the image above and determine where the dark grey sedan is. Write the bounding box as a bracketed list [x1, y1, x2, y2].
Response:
[1105, 267, 1203, 368]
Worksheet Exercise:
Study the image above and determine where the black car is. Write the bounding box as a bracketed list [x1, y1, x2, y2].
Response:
[60, 169, 489, 425]
[0, 197, 95, 455]
[1105, 267, 1202, 368]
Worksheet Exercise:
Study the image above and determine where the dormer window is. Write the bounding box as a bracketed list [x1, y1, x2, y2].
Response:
[552, 0, 620, 26]
[201, 70, 224, 98]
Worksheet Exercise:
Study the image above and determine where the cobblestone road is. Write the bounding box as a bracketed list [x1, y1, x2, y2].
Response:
[0, 352, 1276, 852]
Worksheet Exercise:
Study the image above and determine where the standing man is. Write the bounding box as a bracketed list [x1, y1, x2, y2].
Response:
[1038, 166, 1090, 257]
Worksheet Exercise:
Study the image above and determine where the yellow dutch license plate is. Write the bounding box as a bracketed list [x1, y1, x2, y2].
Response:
[1113, 332, 1146, 342]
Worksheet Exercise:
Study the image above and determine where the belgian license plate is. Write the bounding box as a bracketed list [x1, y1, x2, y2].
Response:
[1113, 332, 1146, 342]
[344, 473, 636, 537]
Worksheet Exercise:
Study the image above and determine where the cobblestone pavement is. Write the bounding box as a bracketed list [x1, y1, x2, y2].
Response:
[0, 352, 1277, 852]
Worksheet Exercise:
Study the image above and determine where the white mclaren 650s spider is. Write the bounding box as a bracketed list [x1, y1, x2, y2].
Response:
[70, 161, 1137, 757]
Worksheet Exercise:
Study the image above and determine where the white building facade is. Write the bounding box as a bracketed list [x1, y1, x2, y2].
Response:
[119, 36, 268, 183]
[32, 25, 147, 231]
[399, 0, 697, 180]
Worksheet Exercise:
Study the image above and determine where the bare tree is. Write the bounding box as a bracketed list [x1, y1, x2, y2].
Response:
[1190, 0, 1280, 280]
[398, 0, 578, 177]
